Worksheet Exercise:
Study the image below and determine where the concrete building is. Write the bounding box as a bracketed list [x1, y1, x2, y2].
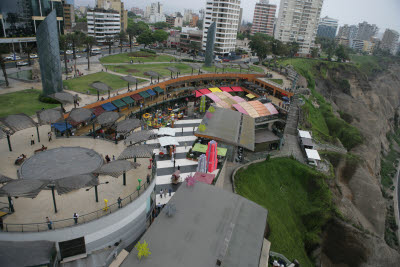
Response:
[336, 24, 358, 46]
[190, 14, 199, 27]
[381, 28, 400, 55]
[96, 0, 128, 31]
[356, 21, 378, 41]
[236, 37, 251, 53]
[274, 0, 324, 55]
[183, 9, 193, 23]
[250, 0, 276, 36]
[317, 16, 338, 39]
[145, 2, 166, 23]
[180, 29, 203, 52]
[166, 13, 183, 28]
[62, 0, 75, 32]
[87, 8, 120, 44]
[350, 39, 364, 52]
[130, 7, 144, 16]
[199, 8, 205, 20]
[362, 40, 375, 54]
[167, 30, 180, 48]
[202, 0, 242, 55]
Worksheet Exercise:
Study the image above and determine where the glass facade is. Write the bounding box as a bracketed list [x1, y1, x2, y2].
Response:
[0, 0, 64, 37]
[204, 22, 216, 67]
[36, 10, 63, 96]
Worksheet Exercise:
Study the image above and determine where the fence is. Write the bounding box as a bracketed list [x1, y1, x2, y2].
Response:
[3, 160, 157, 232]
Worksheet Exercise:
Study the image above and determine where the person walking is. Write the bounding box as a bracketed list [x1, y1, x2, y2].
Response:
[46, 217, 52, 230]
[168, 188, 172, 196]
[146, 174, 150, 184]
[48, 132, 52, 142]
[173, 159, 176, 169]
[105, 155, 111, 163]
[73, 213, 79, 224]
[30, 135, 35, 145]
[164, 188, 167, 198]
[112, 155, 115, 161]
[160, 189, 163, 198]
[177, 165, 180, 171]
[117, 197, 122, 208]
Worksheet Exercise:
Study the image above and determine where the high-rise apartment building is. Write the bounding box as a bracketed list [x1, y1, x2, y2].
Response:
[96, 0, 127, 31]
[250, 0, 276, 36]
[183, 9, 193, 23]
[381, 29, 400, 55]
[145, 2, 166, 23]
[356, 21, 378, 41]
[202, 0, 241, 55]
[316, 16, 338, 39]
[87, 8, 120, 44]
[336, 24, 358, 46]
[274, 0, 324, 55]
[62, 0, 75, 32]
[0, 0, 65, 37]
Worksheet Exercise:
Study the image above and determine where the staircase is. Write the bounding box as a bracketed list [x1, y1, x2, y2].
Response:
[284, 94, 300, 136]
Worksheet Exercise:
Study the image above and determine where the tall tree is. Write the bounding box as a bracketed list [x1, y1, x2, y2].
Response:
[154, 22, 169, 29]
[104, 35, 114, 55]
[67, 31, 84, 60]
[84, 35, 96, 70]
[126, 25, 135, 52]
[117, 31, 127, 53]
[23, 43, 35, 66]
[137, 30, 154, 48]
[249, 33, 272, 64]
[288, 41, 299, 58]
[152, 30, 169, 47]
[335, 45, 350, 62]
[311, 47, 319, 58]
[189, 41, 201, 61]
[59, 35, 69, 74]
[0, 44, 10, 86]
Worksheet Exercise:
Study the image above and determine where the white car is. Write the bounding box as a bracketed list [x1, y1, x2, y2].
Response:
[17, 61, 28, 66]
[75, 55, 81, 58]
[66, 50, 73, 55]
[30, 54, 38, 58]
[5, 55, 21, 60]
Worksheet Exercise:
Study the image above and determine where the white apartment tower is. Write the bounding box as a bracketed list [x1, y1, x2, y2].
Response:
[202, 0, 241, 55]
[274, 0, 324, 55]
[251, 0, 277, 36]
[87, 8, 121, 44]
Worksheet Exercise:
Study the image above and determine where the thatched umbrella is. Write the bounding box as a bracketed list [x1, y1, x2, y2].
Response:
[94, 160, 140, 186]
[144, 71, 161, 84]
[187, 63, 201, 75]
[166, 66, 180, 79]
[121, 75, 138, 90]
[91, 82, 111, 100]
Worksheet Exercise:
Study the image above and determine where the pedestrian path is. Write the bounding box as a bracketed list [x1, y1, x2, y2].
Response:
[154, 118, 202, 205]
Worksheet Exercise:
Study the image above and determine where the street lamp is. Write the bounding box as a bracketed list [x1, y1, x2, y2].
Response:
[86, 181, 109, 202]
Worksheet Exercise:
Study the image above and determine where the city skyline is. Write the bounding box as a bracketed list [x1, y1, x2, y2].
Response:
[74, 0, 400, 34]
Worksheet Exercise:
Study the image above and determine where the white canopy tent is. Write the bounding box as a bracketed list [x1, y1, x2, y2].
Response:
[298, 130, 312, 139]
[158, 127, 176, 136]
[158, 136, 180, 147]
[305, 148, 321, 160]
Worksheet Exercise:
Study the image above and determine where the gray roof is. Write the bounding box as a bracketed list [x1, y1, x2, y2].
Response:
[239, 63, 250, 69]
[96, 111, 120, 126]
[144, 71, 160, 78]
[36, 109, 63, 125]
[121, 75, 138, 83]
[0, 113, 37, 132]
[301, 137, 315, 147]
[121, 182, 268, 267]
[94, 160, 140, 178]
[166, 66, 179, 73]
[118, 145, 156, 159]
[0, 174, 12, 184]
[68, 108, 93, 123]
[49, 91, 74, 104]
[0, 179, 48, 198]
[116, 118, 142, 133]
[255, 129, 280, 143]
[90, 82, 110, 92]
[187, 63, 201, 70]
[124, 130, 157, 145]
[0, 240, 55, 267]
[55, 174, 98, 195]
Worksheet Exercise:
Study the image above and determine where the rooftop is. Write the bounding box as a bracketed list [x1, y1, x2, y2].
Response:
[121, 182, 268, 267]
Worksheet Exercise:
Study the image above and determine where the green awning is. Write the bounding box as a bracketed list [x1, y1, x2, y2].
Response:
[139, 91, 151, 99]
[153, 86, 164, 94]
[192, 143, 227, 156]
[112, 99, 127, 108]
[122, 96, 134, 105]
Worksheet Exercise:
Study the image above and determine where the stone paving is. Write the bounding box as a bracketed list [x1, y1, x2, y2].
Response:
[0, 125, 150, 226]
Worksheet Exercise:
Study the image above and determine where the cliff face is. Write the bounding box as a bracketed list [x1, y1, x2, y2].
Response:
[315, 63, 400, 266]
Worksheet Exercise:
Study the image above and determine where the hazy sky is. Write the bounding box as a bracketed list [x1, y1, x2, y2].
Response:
[76, 0, 400, 33]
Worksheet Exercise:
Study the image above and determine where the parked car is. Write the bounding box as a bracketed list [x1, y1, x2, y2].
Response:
[17, 61, 28, 66]
[30, 54, 38, 58]
[5, 55, 21, 60]
[66, 50, 73, 54]
[222, 58, 230, 62]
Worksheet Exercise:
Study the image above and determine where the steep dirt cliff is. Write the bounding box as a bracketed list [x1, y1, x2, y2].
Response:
[314, 62, 400, 266]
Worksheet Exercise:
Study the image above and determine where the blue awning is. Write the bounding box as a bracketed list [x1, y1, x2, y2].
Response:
[52, 122, 72, 133]
[146, 89, 156, 96]
[101, 102, 117, 111]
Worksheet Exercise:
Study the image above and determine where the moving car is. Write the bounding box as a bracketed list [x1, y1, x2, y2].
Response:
[66, 50, 73, 54]
[5, 55, 21, 60]
[17, 61, 28, 66]
[30, 54, 38, 58]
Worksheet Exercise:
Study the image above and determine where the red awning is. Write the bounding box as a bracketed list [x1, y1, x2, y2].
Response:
[91, 106, 105, 116]
[281, 93, 288, 96]
[220, 87, 233, 92]
[131, 93, 143, 101]
[195, 91, 203, 97]
[199, 88, 211, 95]
[231, 86, 244, 92]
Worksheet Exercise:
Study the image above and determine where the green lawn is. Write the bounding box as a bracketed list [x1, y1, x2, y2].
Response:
[235, 157, 333, 267]
[63, 72, 146, 94]
[0, 89, 58, 117]
[110, 63, 194, 78]
[100, 53, 175, 63]
[300, 96, 331, 142]
[349, 55, 396, 76]
[269, 78, 283, 85]
[200, 65, 264, 74]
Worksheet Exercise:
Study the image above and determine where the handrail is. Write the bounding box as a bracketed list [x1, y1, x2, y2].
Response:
[3, 160, 157, 232]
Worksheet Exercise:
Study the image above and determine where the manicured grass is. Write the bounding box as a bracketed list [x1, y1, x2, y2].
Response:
[235, 157, 333, 267]
[110, 63, 194, 78]
[100, 52, 175, 63]
[63, 72, 146, 94]
[201, 65, 264, 74]
[269, 78, 283, 85]
[0, 89, 58, 117]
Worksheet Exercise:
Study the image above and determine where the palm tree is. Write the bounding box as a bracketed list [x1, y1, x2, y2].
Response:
[117, 31, 127, 53]
[126, 26, 135, 52]
[23, 44, 35, 66]
[67, 31, 84, 60]
[104, 35, 114, 55]
[84, 35, 96, 70]
[0, 45, 9, 87]
[59, 35, 69, 74]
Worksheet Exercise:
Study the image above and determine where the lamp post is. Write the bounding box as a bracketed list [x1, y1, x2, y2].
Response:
[123, 172, 126, 186]
[86, 181, 109, 202]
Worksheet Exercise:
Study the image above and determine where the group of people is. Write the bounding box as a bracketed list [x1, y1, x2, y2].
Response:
[159, 188, 172, 199]
[105, 155, 116, 163]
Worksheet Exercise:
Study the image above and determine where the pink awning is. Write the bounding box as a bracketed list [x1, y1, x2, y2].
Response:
[220, 87, 233, 92]
[265, 103, 279, 115]
[195, 91, 203, 97]
[231, 86, 244, 92]
[193, 172, 215, 184]
[232, 96, 246, 103]
[232, 104, 249, 115]
[199, 88, 211, 95]
[205, 93, 222, 102]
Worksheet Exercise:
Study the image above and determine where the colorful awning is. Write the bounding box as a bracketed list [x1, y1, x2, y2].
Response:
[131, 94, 143, 101]
[246, 93, 256, 99]
[112, 99, 127, 108]
[208, 87, 222, 93]
[122, 96, 135, 105]
[139, 91, 151, 99]
[101, 102, 117, 111]
[153, 86, 164, 94]
[232, 104, 249, 115]
[91, 106, 105, 116]
[195, 91, 203, 98]
[265, 103, 279, 115]
[146, 89, 156, 96]
[205, 93, 221, 102]
[52, 122, 73, 133]
[199, 88, 211, 95]
[231, 86, 244, 92]
[220, 87, 233, 92]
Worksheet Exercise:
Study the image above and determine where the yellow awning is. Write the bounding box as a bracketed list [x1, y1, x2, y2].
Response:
[208, 87, 222, 93]
[246, 94, 256, 99]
